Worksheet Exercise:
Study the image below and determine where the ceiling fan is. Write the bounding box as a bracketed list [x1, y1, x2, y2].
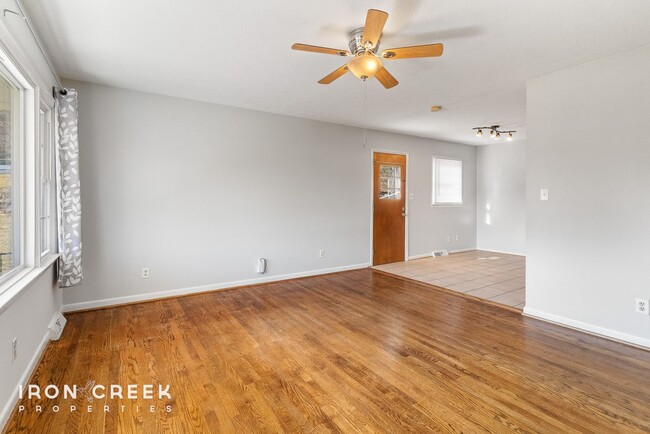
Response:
[291, 9, 444, 89]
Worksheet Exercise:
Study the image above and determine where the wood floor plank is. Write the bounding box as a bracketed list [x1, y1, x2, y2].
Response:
[3, 269, 650, 433]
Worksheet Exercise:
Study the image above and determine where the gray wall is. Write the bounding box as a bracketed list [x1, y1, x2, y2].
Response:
[477, 142, 526, 255]
[0, 269, 60, 424]
[63, 80, 477, 309]
[525, 44, 650, 346]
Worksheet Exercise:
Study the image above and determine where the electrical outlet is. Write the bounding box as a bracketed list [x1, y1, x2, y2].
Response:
[540, 189, 549, 201]
[141, 268, 150, 279]
[11, 337, 17, 362]
[319, 250, 325, 259]
[635, 298, 649, 315]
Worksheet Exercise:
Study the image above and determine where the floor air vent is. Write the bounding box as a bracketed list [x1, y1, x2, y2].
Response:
[432, 250, 449, 257]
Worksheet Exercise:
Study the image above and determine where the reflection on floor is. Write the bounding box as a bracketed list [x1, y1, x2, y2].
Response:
[373, 250, 526, 309]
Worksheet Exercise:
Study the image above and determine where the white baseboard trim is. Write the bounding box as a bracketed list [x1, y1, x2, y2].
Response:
[476, 248, 525, 257]
[450, 248, 476, 254]
[407, 248, 477, 261]
[63, 262, 371, 312]
[0, 312, 56, 431]
[523, 307, 650, 350]
[407, 253, 430, 260]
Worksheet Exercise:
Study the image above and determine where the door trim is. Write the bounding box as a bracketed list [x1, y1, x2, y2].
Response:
[370, 149, 409, 265]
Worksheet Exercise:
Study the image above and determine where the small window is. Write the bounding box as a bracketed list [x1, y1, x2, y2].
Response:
[379, 165, 401, 200]
[432, 157, 462, 205]
[39, 106, 52, 257]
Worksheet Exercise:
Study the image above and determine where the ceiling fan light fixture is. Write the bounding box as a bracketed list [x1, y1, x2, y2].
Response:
[348, 51, 383, 80]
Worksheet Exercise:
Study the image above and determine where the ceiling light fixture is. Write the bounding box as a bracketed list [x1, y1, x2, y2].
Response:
[473, 125, 516, 142]
[347, 51, 383, 80]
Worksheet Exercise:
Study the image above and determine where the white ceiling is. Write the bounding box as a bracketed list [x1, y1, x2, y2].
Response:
[23, 0, 650, 145]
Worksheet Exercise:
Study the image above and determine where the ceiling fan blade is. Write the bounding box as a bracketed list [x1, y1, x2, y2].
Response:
[291, 43, 351, 57]
[375, 67, 398, 89]
[361, 9, 388, 49]
[381, 43, 444, 59]
[318, 64, 349, 84]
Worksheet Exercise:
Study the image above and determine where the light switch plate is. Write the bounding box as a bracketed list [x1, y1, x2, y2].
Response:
[540, 189, 549, 201]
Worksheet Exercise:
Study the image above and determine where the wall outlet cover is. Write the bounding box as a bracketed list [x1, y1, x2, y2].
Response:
[635, 298, 649, 315]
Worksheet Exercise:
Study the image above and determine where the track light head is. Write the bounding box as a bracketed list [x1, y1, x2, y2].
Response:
[495, 132, 501, 140]
[475, 129, 483, 137]
[507, 132, 513, 141]
[490, 129, 496, 138]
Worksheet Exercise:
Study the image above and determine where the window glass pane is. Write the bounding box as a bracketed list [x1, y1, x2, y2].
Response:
[39, 108, 51, 255]
[379, 165, 401, 200]
[0, 72, 20, 276]
[433, 158, 462, 204]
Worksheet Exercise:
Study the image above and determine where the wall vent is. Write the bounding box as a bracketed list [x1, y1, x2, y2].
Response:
[48, 313, 67, 341]
[432, 250, 449, 257]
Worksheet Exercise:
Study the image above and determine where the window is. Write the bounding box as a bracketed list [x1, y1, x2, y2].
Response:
[379, 165, 401, 200]
[0, 65, 22, 280]
[432, 157, 462, 205]
[39, 106, 53, 256]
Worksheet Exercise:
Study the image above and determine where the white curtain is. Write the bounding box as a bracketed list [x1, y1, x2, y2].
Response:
[56, 89, 83, 287]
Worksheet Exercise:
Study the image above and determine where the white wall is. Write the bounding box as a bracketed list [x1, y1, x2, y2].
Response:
[61, 80, 477, 310]
[525, 44, 650, 347]
[476, 142, 526, 255]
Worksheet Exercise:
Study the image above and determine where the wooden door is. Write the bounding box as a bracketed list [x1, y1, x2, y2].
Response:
[373, 152, 406, 265]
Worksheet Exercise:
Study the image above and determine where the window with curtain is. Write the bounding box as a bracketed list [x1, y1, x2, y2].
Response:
[432, 157, 463, 205]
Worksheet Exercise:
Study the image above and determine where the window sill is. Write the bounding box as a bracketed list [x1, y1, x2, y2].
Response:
[0, 254, 59, 315]
[432, 203, 464, 208]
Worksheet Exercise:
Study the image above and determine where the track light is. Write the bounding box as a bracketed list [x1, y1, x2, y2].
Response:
[473, 125, 516, 142]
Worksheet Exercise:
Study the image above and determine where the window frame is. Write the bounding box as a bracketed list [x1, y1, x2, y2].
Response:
[0, 60, 26, 286]
[38, 101, 54, 258]
[431, 156, 463, 207]
[0, 42, 59, 303]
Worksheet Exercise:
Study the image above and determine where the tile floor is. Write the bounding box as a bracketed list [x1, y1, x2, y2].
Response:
[373, 250, 526, 309]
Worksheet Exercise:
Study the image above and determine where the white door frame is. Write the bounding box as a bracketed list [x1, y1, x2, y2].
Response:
[370, 149, 409, 265]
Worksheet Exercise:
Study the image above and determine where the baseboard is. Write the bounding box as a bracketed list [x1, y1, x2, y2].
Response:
[450, 248, 476, 254]
[407, 253, 430, 260]
[407, 248, 476, 261]
[523, 307, 650, 350]
[0, 312, 56, 431]
[476, 248, 525, 257]
[63, 262, 371, 312]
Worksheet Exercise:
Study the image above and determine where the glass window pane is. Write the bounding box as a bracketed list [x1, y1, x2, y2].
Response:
[379, 165, 401, 200]
[0, 71, 20, 276]
[433, 158, 462, 204]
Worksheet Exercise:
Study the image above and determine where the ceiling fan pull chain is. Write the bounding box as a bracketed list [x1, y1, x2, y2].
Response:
[363, 79, 368, 148]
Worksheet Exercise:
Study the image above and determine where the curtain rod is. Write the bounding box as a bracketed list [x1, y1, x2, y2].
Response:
[3, 0, 63, 89]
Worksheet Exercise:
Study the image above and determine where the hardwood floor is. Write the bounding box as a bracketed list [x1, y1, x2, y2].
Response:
[4, 269, 650, 433]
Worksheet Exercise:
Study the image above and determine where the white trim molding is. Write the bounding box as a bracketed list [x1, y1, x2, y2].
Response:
[63, 262, 371, 312]
[524, 307, 650, 350]
[475, 248, 525, 257]
[0, 311, 57, 430]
